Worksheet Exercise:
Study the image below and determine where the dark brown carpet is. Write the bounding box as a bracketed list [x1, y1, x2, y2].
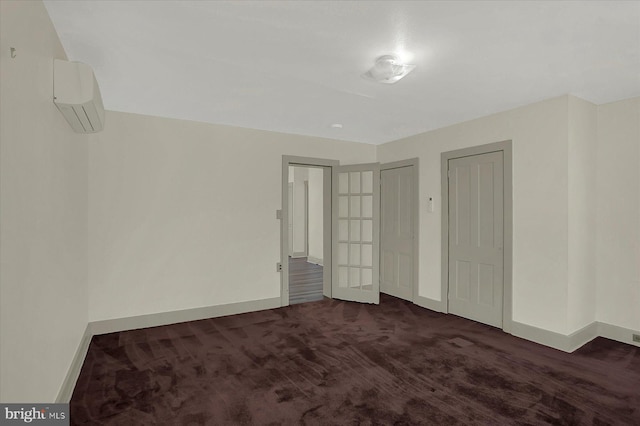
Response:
[70, 295, 640, 425]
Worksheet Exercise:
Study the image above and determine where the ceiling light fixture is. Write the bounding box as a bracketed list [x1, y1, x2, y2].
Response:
[361, 55, 415, 84]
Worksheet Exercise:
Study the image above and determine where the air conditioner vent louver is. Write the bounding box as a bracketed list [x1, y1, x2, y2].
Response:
[54, 59, 104, 133]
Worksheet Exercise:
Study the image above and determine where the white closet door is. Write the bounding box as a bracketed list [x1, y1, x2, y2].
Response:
[380, 165, 414, 301]
[448, 151, 504, 327]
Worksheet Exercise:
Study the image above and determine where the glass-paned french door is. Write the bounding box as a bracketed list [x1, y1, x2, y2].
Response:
[332, 163, 380, 304]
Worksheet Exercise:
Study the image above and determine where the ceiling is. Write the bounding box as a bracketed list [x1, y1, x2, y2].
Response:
[43, 1, 640, 145]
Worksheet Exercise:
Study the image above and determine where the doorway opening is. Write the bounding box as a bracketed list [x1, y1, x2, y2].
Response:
[281, 156, 336, 307]
[281, 156, 420, 308]
[288, 165, 325, 305]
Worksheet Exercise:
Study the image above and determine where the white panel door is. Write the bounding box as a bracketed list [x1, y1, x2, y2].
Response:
[332, 163, 380, 304]
[380, 166, 414, 301]
[448, 151, 504, 328]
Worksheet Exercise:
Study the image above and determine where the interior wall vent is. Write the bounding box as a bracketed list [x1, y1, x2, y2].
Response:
[53, 59, 105, 133]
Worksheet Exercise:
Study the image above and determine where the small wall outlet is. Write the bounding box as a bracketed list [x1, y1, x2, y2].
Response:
[276, 262, 282, 272]
[633, 334, 640, 343]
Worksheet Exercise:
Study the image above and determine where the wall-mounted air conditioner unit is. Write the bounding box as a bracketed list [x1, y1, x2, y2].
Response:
[53, 59, 105, 133]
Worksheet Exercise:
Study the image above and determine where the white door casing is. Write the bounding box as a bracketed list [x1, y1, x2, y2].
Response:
[304, 180, 309, 256]
[332, 163, 380, 304]
[380, 166, 415, 301]
[288, 182, 294, 257]
[282, 156, 338, 307]
[448, 151, 504, 328]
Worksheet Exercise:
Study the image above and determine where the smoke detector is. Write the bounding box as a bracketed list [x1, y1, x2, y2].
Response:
[361, 55, 416, 84]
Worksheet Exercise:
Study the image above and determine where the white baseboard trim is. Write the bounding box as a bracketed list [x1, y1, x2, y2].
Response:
[291, 252, 307, 259]
[510, 322, 568, 352]
[307, 256, 323, 266]
[57, 297, 281, 402]
[597, 322, 640, 348]
[509, 320, 640, 353]
[58, 296, 639, 402]
[408, 299, 639, 353]
[567, 322, 600, 352]
[413, 295, 446, 313]
[56, 324, 93, 403]
[90, 297, 282, 336]
[511, 321, 599, 353]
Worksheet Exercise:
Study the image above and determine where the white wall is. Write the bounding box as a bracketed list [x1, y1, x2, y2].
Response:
[307, 168, 324, 263]
[0, 1, 89, 402]
[595, 97, 640, 331]
[88, 111, 375, 321]
[567, 96, 597, 333]
[289, 166, 323, 262]
[292, 166, 308, 255]
[2, 2, 636, 403]
[378, 94, 640, 338]
[377, 96, 572, 334]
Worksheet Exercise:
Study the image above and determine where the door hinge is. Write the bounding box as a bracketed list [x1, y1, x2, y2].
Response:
[447, 169, 451, 179]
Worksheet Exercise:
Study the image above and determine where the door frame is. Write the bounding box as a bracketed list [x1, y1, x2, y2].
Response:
[290, 176, 309, 258]
[380, 158, 420, 302]
[288, 182, 294, 257]
[281, 156, 337, 307]
[304, 180, 309, 256]
[440, 140, 513, 333]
